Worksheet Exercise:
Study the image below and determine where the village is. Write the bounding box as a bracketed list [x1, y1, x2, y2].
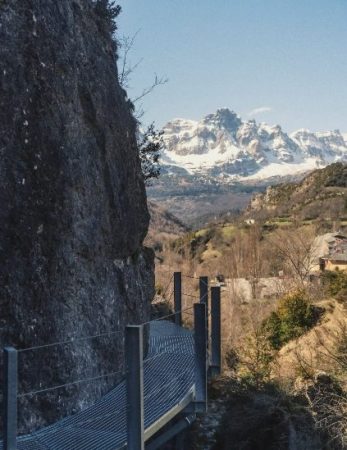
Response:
[212, 231, 347, 304]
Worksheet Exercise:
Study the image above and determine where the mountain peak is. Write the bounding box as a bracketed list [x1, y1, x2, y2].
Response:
[203, 108, 242, 131]
[161, 108, 347, 181]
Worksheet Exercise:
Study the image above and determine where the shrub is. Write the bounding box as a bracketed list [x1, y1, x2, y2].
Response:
[336, 288, 347, 304]
[323, 162, 347, 187]
[265, 312, 282, 350]
[231, 330, 275, 388]
[138, 124, 163, 185]
[225, 347, 239, 371]
[263, 290, 317, 350]
[322, 270, 347, 298]
[94, 0, 121, 35]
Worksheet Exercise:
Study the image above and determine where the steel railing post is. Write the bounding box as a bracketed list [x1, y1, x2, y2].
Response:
[174, 272, 182, 326]
[199, 276, 208, 306]
[126, 325, 144, 450]
[4, 347, 18, 450]
[199, 276, 209, 348]
[210, 287, 221, 377]
[194, 303, 207, 413]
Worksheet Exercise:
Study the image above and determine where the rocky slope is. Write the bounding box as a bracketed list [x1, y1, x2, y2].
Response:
[161, 108, 347, 180]
[145, 201, 188, 247]
[246, 163, 347, 220]
[0, 0, 153, 434]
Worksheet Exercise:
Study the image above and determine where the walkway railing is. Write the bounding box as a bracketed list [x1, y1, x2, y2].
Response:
[1, 273, 221, 450]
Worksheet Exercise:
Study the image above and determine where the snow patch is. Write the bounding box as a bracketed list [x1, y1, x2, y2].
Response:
[161, 109, 347, 181]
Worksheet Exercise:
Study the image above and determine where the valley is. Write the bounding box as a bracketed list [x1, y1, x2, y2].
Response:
[149, 162, 347, 449]
[147, 108, 347, 225]
[2, 1, 346, 449]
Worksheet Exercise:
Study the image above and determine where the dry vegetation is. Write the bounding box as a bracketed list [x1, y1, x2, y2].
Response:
[148, 163, 347, 448]
[155, 222, 347, 448]
[246, 162, 347, 224]
[145, 201, 188, 251]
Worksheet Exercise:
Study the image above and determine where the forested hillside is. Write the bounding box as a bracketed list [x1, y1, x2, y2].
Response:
[246, 163, 347, 222]
[145, 201, 188, 251]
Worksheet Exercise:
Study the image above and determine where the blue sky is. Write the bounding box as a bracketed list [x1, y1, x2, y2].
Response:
[117, 0, 347, 133]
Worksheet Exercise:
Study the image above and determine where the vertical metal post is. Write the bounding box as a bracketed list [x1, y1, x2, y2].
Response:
[194, 303, 207, 412]
[174, 271, 182, 326]
[211, 287, 221, 377]
[199, 276, 209, 348]
[199, 276, 208, 306]
[142, 322, 150, 357]
[175, 431, 185, 448]
[4, 347, 18, 450]
[126, 326, 144, 450]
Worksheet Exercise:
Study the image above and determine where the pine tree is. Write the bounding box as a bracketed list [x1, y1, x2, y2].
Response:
[138, 124, 163, 185]
[94, 0, 121, 35]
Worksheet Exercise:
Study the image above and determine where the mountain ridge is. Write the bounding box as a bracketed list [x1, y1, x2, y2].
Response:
[245, 162, 347, 221]
[161, 108, 347, 181]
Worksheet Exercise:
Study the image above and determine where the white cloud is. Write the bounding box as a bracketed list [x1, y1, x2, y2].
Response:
[248, 106, 273, 117]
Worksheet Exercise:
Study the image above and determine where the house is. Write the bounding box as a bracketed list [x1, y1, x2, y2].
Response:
[324, 253, 347, 271]
[318, 233, 347, 272]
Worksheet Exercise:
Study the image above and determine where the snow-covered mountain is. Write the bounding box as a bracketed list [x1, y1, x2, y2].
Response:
[161, 108, 347, 181]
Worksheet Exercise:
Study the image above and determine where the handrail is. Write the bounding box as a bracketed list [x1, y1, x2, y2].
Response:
[18, 370, 125, 398]
[18, 330, 123, 353]
[1, 272, 221, 450]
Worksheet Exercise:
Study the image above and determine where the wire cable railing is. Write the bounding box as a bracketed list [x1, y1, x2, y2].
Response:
[1, 270, 219, 450]
[141, 306, 195, 326]
[16, 303, 196, 401]
[17, 330, 124, 353]
[155, 273, 174, 299]
[16, 303, 195, 406]
[181, 273, 208, 284]
[182, 292, 200, 300]
[17, 369, 126, 398]
[155, 269, 209, 283]
[16, 271, 199, 355]
[181, 273, 200, 281]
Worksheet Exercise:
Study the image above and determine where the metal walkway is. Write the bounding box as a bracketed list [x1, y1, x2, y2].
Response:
[1, 321, 195, 450]
[1, 273, 222, 450]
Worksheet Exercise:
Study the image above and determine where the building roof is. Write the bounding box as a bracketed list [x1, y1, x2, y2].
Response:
[328, 253, 347, 262]
[333, 233, 347, 240]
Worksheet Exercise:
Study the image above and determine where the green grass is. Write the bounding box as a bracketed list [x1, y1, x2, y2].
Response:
[265, 220, 292, 228]
[195, 228, 210, 238]
[221, 225, 237, 239]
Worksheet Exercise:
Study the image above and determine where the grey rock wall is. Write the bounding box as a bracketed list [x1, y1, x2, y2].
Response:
[0, 0, 154, 434]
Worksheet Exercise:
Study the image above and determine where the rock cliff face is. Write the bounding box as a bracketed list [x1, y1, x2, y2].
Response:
[0, 0, 154, 434]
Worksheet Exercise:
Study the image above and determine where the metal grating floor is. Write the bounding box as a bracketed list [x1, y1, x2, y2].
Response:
[0, 321, 195, 450]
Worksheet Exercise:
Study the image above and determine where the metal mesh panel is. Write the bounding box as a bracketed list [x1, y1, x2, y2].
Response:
[0, 321, 195, 450]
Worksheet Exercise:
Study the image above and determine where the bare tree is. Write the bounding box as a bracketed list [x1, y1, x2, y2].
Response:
[115, 31, 168, 182]
[305, 382, 347, 449]
[118, 31, 143, 89]
[221, 226, 266, 299]
[117, 32, 168, 119]
[293, 320, 347, 449]
[269, 227, 317, 287]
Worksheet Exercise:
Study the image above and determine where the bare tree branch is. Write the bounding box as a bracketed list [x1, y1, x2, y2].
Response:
[132, 73, 169, 104]
[118, 31, 142, 89]
[117, 32, 168, 112]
